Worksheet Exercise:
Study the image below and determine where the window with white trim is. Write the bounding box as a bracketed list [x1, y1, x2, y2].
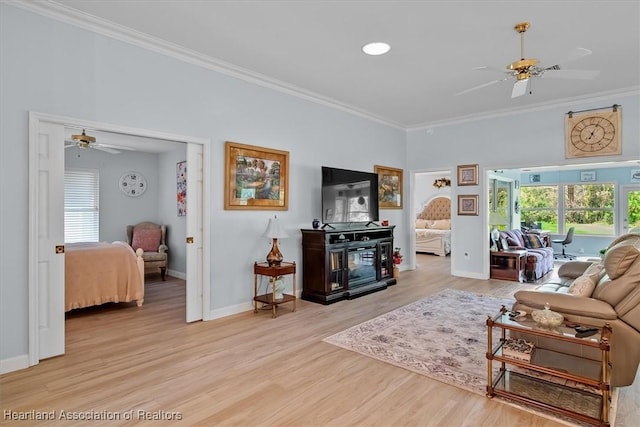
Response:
[64, 169, 99, 243]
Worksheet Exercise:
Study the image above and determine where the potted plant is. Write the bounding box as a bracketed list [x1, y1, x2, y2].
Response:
[599, 248, 607, 259]
[392, 247, 403, 278]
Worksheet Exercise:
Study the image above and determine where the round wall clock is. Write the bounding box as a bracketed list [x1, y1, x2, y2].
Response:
[565, 106, 622, 159]
[119, 172, 147, 197]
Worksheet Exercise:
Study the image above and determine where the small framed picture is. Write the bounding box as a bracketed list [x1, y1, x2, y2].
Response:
[457, 164, 479, 186]
[500, 237, 509, 252]
[457, 194, 479, 216]
[631, 169, 640, 183]
[580, 170, 597, 182]
[529, 174, 541, 183]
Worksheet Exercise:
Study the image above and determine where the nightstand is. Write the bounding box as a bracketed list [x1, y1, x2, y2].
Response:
[253, 262, 296, 318]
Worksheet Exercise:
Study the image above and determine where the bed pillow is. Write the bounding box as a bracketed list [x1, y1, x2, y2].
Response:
[432, 219, 450, 230]
[132, 228, 162, 252]
[415, 219, 428, 229]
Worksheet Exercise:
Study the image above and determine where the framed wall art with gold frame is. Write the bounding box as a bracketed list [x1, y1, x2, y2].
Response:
[224, 141, 289, 210]
[457, 195, 479, 216]
[374, 165, 403, 209]
[565, 106, 622, 159]
[457, 164, 479, 186]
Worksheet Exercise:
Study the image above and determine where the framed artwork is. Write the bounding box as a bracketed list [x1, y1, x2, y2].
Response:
[529, 174, 541, 183]
[176, 161, 187, 216]
[457, 164, 478, 186]
[374, 165, 403, 209]
[631, 169, 640, 183]
[580, 170, 597, 182]
[457, 194, 479, 216]
[224, 141, 289, 210]
[565, 106, 622, 159]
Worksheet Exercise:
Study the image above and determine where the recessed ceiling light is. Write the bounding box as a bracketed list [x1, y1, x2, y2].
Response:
[362, 42, 391, 56]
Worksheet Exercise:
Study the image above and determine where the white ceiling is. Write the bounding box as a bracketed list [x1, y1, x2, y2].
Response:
[43, 0, 640, 130]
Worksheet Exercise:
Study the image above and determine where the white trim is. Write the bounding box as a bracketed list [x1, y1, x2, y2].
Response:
[166, 269, 186, 281]
[10, 0, 404, 130]
[0, 354, 30, 375]
[205, 302, 254, 321]
[450, 269, 487, 281]
[27, 111, 212, 372]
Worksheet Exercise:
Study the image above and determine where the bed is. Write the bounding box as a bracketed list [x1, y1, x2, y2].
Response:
[415, 196, 451, 256]
[65, 241, 145, 311]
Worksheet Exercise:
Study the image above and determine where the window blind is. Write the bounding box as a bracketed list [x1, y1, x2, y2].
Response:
[64, 169, 99, 243]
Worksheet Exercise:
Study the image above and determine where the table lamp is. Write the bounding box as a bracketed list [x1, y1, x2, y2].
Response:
[263, 216, 288, 266]
[489, 212, 507, 242]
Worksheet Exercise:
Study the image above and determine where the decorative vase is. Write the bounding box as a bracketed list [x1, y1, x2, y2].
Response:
[273, 277, 285, 301]
[312, 218, 320, 229]
[393, 266, 399, 278]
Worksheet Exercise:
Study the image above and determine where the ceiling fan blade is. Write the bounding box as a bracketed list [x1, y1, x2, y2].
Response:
[93, 145, 121, 154]
[472, 65, 509, 74]
[64, 144, 75, 149]
[542, 69, 600, 79]
[511, 79, 529, 98]
[454, 78, 508, 96]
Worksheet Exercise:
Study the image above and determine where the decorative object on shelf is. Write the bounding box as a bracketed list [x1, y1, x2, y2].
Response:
[273, 276, 285, 301]
[457, 164, 479, 186]
[392, 247, 402, 278]
[580, 170, 597, 182]
[312, 218, 320, 229]
[381, 219, 389, 226]
[224, 141, 289, 210]
[457, 194, 479, 216]
[489, 212, 507, 248]
[176, 160, 187, 216]
[531, 302, 564, 330]
[374, 165, 403, 209]
[565, 104, 622, 159]
[119, 171, 147, 197]
[433, 177, 451, 188]
[263, 216, 288, 266]
[501, 337, 535, 362]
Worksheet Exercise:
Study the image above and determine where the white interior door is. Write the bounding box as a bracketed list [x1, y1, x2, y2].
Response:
[186, 142, 204, 322]
[32, 119, 66, 360]
[621, 185, 640, 234]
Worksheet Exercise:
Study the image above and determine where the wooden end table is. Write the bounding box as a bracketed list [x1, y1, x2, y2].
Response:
[253, 261, 296, 318]
[490, 249, 527, 282]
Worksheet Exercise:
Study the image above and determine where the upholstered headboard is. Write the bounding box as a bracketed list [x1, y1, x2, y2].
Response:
[417, 196, 451, 220]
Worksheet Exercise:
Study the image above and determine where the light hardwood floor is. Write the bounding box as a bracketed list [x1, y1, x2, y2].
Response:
[1, 255, 637, 426]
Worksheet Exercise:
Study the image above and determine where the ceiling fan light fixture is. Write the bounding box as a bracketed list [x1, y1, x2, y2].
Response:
[362, 42, 391, 56]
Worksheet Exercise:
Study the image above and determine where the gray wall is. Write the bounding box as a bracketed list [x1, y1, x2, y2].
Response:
[0, 4, 407, 361]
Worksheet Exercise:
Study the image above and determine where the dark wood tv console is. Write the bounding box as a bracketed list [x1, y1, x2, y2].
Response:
[300, 225, 396, 304]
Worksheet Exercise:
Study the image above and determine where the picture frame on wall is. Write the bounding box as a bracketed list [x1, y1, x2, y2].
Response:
[224, 141, 289, 210]
[457, 194, 479, 216]
[580, 170, 597, 182]
[374, 165, 403, 209]
[176, 160, 187, 216]
[457, 164, 478, 186]
[631, 169, 640, 183]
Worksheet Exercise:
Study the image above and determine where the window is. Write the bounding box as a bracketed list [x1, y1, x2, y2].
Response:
[564, 183, 615, 236]
[489, 179, 512, 229]
[64, 169, 99, 243]
[520, 185, 559, 233]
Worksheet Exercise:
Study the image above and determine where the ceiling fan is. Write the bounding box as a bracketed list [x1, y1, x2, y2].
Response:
[65, 129, 121, 154]
[454, 21, 600, 98]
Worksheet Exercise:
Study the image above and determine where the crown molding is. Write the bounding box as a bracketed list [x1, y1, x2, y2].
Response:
[9, 0, 405, 130]
[407, 87, 640, 132]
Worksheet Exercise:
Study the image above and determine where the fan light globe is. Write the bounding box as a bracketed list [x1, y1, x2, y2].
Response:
[362, 42, 391, 56]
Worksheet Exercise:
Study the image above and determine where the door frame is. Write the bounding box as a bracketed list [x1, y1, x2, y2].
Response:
[28, 111, 211, 366]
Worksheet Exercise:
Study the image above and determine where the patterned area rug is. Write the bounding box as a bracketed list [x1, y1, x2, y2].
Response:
[323, 288, 617, 426]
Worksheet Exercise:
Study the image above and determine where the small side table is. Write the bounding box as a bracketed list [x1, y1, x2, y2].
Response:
[253, 261, 296, 318]
[490, 250, 527, 282]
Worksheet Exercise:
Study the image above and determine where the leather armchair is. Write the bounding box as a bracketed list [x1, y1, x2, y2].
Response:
[512, 233, 640, 387]
[126, 222, 168, 280]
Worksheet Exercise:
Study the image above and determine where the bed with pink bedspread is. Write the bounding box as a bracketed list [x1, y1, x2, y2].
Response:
[65, 241, 145, 311]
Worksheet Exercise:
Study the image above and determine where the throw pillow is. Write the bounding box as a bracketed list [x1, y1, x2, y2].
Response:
[603, 240, 640, 280]
[568, 274, 597, 297]
[131, 228, 162, 252]
[432, 219, 450, 230]
[523, 234, 544, 249]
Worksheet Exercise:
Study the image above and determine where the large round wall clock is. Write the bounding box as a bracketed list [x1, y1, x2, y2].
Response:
[565, 106, 622, 159]
[119, 172, 147, 197]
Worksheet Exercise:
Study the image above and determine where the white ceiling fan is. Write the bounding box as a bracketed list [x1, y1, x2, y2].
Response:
[65, 129, 122, 154]
[455, 21, 600, 98]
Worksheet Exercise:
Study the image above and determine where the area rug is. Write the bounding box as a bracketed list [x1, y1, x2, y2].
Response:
[323, 288, 617, 426]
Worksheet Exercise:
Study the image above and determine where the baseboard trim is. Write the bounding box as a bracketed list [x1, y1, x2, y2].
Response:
[167, 269, 186, 280]
[451, 269, 486, 280]
[0, 354, 30, 375]
[204, 302, 253, 321]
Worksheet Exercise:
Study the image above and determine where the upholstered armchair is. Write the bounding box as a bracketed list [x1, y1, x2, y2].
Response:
[126, 222, 168, 280]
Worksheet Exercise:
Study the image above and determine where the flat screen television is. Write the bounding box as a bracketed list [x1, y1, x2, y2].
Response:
[321, 166, 379, 224]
